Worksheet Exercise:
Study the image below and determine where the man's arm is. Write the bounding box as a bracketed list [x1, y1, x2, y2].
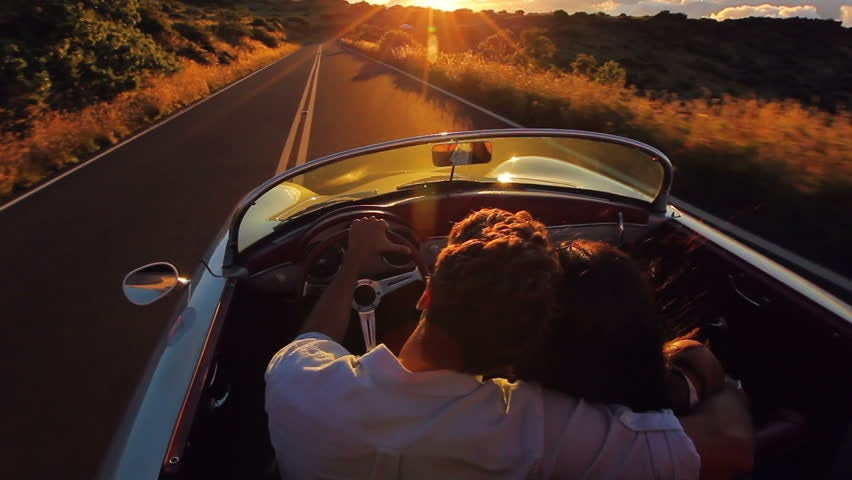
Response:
[678, 383, 755, 480]
[298, 217, 409, 342]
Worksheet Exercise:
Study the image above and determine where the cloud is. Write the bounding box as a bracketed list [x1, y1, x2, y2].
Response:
[370, 0, 849, 22]
[610, 0, 729, 17]
[468, 0, 604, 12]
[708, 3, 821, 20]
[842, 4, 852, 25]
[595, 0, 838, 19]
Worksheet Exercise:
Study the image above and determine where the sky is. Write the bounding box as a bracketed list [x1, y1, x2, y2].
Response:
[373, 0, 852, 26]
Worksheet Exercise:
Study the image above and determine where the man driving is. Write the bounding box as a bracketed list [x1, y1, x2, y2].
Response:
[265, 209, 753, 479]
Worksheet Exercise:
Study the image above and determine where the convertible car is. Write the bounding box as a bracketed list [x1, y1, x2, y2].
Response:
[102, 129, 851, 479]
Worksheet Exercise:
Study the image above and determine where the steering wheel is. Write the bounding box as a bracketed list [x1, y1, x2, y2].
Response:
[299, 210, 429, 353]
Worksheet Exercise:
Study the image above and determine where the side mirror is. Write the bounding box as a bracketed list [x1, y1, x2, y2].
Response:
[122, 262, 183, 306]
[432, 141, 492, 167]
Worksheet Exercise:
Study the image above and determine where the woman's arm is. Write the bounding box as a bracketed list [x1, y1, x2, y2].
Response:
[679, 383, 755, 480]
[665, 339, 726, 413]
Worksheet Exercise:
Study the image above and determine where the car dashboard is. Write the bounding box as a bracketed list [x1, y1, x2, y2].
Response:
[238, 189, 655, 297]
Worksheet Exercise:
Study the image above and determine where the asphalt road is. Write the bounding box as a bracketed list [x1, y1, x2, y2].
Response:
[0, 41, 509, 480]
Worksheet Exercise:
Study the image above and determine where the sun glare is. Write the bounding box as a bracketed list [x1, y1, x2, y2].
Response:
[418, 0, 461, 12]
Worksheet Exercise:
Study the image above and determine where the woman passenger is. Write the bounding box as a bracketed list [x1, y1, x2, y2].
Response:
[518, 239, 725, 415]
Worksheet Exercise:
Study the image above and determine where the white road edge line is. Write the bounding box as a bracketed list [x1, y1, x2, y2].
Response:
[276, 46, 321, 174]
[295, 45, 323, 167]
[338, 42, 523, 129]
[0, 46, 305, 214]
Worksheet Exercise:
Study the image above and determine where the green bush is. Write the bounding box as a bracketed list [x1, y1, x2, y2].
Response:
[214, 21, 249, 46]
[250, 27, 278, 48]
[177, 45, 212, 64]
[217, 51, 234, 65]
[265, 17, 284, 31]
[45, 13, 178, 106]
[1, 1, 180, 112]
[82, 0, 142, 25]
[173, 22, 215, 52]
[519, 28, 555, 65]
[250, 17, 271, 30]
[476, 31, 516, 62]
[353, 24, 383, 42]
[594, 60, 627, 86]
[378, 30, 419, 55]
[1, 43, 49, 114]
[138, 7, 167, 35]
[571, 53, 598, 77]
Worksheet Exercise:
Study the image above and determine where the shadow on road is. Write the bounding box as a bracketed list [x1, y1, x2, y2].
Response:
[352, 62, 388, 82]
[347, 53, 491, 129]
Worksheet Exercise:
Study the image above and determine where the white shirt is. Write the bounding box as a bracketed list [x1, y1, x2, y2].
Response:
[265, 333, 699, 479]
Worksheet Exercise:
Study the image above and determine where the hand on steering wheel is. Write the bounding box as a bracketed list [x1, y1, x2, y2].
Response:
[348, 217, 421, 351]
[347, 217, 411, 269]
[300, 211, 428, 354]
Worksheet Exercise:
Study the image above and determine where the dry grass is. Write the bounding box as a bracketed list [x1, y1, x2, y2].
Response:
[0, 40, 298, 199]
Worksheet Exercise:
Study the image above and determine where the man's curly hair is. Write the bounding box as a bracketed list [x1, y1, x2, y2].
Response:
[423, 209, 561, 375]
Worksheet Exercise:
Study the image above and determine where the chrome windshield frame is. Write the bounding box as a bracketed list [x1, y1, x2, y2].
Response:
[221, 128, 673, 270]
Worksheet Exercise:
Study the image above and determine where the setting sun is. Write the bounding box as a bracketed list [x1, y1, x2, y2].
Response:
[423, 0, 461, 10]
[395, 0, 462, 11]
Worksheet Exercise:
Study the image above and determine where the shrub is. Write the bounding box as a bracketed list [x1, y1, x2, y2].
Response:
[173, 22, 214, 52]
[1, 1, 177, 114]
[177, 45, 212, 64]
[353, 24, 383, 42]
[476, 31, 516, 62]
[250, 28, 279, 48]
[594, 60, 627, 86]
[82, 0, 142, 25]
[0, 43, 50, 116]
[265, 17, 284, 31]
[519, 28, 556, 65]
[47, 13, 179, 107]
[571, 53, 598, 77]
[138, 7, 167, 35]
[378, 30, 419, 56]
[214, 21, 249, 46]
[251, 17, 271, 30]
[218, 51, 234, 65]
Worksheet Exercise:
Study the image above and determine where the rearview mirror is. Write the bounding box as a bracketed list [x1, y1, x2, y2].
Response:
[432, 141, 492, 167]
[122, 262, 182, 306]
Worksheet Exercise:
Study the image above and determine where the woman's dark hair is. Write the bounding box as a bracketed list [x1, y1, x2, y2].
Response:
[517, 239, 670, 412]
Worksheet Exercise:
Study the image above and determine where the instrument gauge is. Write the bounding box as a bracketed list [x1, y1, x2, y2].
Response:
[308, 247, 344, 281]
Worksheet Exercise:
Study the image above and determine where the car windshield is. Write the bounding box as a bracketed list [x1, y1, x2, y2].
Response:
[238, 133, 666, 252]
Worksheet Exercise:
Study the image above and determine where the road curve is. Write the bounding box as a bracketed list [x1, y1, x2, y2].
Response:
[0, 41, 511, 480]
